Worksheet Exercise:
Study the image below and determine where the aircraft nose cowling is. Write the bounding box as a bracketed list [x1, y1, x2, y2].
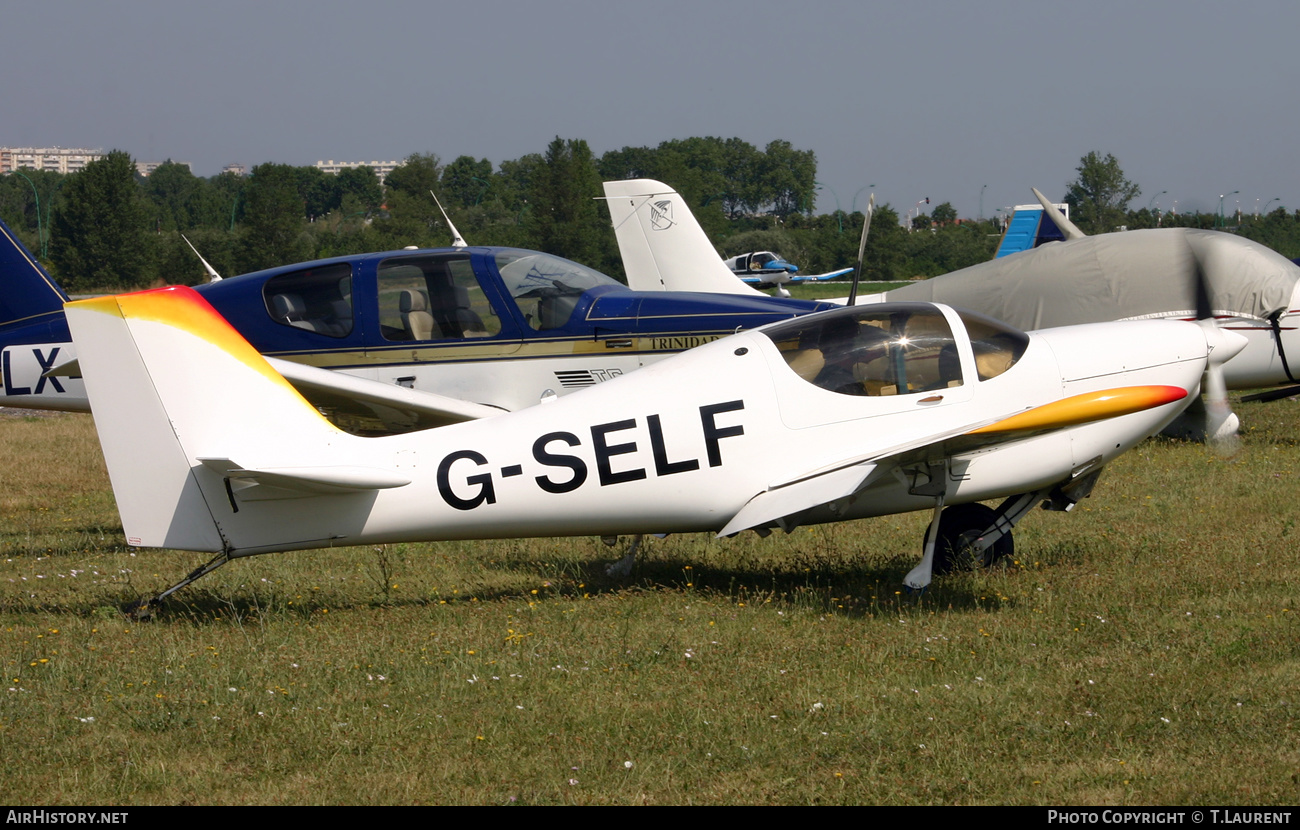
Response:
[1038, 319, 1213, 384]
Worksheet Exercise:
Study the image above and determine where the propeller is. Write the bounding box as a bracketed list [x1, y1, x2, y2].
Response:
[1193, 258, 1245, 454]
[846, 194, 874, 306]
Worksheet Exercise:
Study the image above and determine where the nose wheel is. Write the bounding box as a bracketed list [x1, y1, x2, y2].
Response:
[930, 502, 1014, 574]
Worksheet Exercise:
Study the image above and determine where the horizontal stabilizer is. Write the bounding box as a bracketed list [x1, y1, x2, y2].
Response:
[267, 357, 502, 429]
[44, 354, 501, 433]
[198, 458, 410, 494]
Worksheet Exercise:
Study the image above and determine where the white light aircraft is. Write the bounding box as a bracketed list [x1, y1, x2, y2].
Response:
[67, 283, 1242, 609]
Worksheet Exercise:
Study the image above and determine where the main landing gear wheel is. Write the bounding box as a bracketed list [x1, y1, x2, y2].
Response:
[930, 503, 1013, 575]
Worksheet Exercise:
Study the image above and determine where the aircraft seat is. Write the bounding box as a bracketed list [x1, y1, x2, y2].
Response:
[271, 293, 320, 333]
[537, 292, 579, 330]
[451, 285, 489, 337]
[400, 289, 438, 340]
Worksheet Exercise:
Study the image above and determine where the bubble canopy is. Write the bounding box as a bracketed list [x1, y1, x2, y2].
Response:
[761, 304, 1029, 397]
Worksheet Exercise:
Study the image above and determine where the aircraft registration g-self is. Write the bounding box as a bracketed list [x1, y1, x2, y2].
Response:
[65, 280, 1243, 608]
[0, 216, 837, 433]
[605, 179, 1300, 428]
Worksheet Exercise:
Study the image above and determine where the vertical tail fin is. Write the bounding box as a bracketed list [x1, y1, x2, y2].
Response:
[66, 287, 394, 554]
[602, 179, 764, 296]
[0, 216, 67, 330]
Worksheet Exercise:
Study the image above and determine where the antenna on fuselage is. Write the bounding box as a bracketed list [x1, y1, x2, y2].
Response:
[430, 191, 469, 248]
[180, 234, 222, 282]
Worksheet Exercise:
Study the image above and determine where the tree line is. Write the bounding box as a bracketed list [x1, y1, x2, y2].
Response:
[1, 141, 1296, 293]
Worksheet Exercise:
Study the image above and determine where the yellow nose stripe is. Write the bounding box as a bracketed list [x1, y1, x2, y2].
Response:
[970, 386, 1188, 434]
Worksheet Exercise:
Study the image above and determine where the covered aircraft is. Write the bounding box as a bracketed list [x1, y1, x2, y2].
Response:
[874, 194, 1300, 403]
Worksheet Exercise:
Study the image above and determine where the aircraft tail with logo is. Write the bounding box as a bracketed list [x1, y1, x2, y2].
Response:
[602, 179, 764, 296]
[64, 287, 409, 556]
[0, 216, 85, 410]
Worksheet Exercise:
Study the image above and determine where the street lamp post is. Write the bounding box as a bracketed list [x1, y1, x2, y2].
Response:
[851, 184, 875, 214]
[907, 197, 930, 231]
[1147, 190, 1167, 227]
[1217, 191, 1239, 228]
[469, 176, 490, 206]
[980, 184, 987, 221]
[11, 170, 47, 259]
[817, 181, 843, 233]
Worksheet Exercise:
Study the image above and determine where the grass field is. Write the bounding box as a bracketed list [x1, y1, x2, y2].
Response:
[1, 404, 1298, 805]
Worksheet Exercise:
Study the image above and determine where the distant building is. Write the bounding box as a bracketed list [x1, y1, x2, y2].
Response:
[222, 163, 247, 176]
[315, 159, 400, 184]
[1, 146, 104, 175]
[136, 160, 192, 177]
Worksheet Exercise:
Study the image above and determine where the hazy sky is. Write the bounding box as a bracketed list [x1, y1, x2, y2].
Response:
[3, 0, 1295, 221]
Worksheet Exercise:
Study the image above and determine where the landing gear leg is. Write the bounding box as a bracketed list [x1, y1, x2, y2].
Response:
[904, 497, 945, 591]
[906, 489, 1050, 590]
[126, 549, 234, 620]
[603, 534, 645, 578]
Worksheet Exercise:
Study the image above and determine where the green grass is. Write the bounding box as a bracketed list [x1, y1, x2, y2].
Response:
[1, 407, 1298, 804]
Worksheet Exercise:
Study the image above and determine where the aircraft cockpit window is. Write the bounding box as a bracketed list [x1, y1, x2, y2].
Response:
[956, 310, 1030, 381]
[263, 264, 354, 338]
[763, 305, 961, 396]
[377, 255, 501, 342]
[494, 250, 626, 331]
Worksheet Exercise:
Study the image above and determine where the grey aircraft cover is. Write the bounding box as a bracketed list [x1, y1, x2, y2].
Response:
[884, 229, 1300, 331]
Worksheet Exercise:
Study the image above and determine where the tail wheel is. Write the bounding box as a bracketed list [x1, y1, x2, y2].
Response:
[930, 503, 1013, 575]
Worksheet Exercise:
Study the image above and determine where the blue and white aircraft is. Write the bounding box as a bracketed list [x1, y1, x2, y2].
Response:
[723, 251, 852, 295]
[0, 217, 836, 433]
